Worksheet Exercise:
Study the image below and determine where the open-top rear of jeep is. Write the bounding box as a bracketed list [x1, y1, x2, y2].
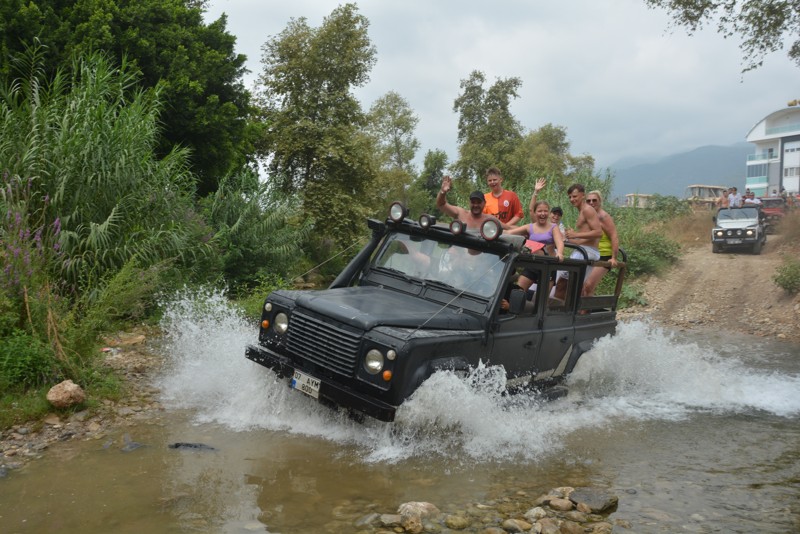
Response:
[245, 205, 627, 422]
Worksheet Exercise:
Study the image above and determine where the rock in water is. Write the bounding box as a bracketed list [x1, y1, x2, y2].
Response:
[121, 434, 145, 452]
[168, 442, 218, 451]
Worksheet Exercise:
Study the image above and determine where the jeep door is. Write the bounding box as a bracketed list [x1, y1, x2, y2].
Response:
[537, 264, 580, 376]
[488, 262, 543, 381]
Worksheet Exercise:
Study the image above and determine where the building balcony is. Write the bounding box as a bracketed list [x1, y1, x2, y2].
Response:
[747, 153, 776, 162]
[765, 122, 800, 135]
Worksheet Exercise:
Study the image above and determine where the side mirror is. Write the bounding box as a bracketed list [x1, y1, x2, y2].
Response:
[712, 216, 716, 223]
[508, 288, 526, 314]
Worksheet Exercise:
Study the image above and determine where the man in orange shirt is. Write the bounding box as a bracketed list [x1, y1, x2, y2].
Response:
[482, 167, 523, 228]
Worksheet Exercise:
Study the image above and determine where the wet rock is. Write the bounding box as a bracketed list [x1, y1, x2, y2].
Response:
[501, 518, 531, 532]
[559, 519, 584, 534]
[120, 434, 145, 452]
[378, 513, 401, 527]
[444, 514, 471, 530]
[46, 380, 86, 409]
[568, 487, 619, 513]
[353, 513, 380, 528]
[535, 517, 560, 534]
[524, 506, 547, 521]
[548, 497, 574, 511]
[0, 466, 8, 478]
[168, 442, 217, 451]
[398, 501, 439, 534]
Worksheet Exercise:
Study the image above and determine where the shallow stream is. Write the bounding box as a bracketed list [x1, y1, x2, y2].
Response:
[1, 291, 798, 533]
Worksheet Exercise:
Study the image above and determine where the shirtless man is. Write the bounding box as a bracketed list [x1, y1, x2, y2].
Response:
[436, 175, 492, 230]
[562, 183, 602, 294]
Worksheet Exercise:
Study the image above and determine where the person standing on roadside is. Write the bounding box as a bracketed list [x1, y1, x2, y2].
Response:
[482, 167, 523, 228]
[436, 175, 492, 230]
[582, 191, 619, 297]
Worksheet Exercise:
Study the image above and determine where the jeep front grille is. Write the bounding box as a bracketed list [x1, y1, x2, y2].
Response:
[287, 312, 361, 376]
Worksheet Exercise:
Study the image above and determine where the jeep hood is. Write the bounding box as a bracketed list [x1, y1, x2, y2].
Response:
[293, 287, 482, 331]
[716, 218, 758, 229]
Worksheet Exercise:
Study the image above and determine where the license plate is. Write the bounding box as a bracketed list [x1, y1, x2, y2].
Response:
[290, 370, 320, 399]
[726, 238, 742, 244]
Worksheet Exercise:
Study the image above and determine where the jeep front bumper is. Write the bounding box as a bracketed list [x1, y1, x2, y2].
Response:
[245, 343, 397, 422]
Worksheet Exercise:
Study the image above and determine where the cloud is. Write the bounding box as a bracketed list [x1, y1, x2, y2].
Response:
[206, 0, 800, 168]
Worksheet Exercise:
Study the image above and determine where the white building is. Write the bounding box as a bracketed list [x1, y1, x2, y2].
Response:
[745, 103, 800, 196]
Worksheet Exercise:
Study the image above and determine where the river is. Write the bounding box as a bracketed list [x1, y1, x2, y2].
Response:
[1, 290, 799, 533]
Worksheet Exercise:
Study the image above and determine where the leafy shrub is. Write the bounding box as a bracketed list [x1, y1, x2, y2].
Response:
[235, 273, 291, 320]
[0, 330, 58, 389]
[773, 255, 800, 294]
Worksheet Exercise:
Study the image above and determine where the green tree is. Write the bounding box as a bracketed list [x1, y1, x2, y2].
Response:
[366, 91, 420, 174]
[451, 70, 524, 187]
[644, 0, 800, 71]
[255, 3, 377, 245]
[0, 0, 252, 196]
[509, 123, 596, 192]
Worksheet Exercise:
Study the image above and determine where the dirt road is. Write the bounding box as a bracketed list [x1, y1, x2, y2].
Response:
[622, 234, 800, 342]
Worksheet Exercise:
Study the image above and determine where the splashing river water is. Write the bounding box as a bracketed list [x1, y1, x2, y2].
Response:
[2, 289, 799, 532]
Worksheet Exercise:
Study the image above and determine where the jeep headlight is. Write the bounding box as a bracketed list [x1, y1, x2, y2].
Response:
[745, 229, 754, 236]
[274, 312, 289, 335]
[364, 349, 384, 374]
[714, 230, 724, 237]
[736, 229, 743, 236]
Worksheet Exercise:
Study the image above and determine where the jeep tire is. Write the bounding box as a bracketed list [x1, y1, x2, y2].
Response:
[712, 243, 721, 254]
[752, 240, 762, 255]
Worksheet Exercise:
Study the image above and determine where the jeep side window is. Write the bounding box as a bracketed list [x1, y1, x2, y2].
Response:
[503, 266, 541, 316]
[549, 269, 579, 313]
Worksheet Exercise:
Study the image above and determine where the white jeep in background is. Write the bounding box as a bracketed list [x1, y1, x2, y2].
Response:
[711, 206, 767, 255]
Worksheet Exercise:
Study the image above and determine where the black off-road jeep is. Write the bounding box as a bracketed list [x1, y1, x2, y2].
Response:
[245, 204, 627, 422]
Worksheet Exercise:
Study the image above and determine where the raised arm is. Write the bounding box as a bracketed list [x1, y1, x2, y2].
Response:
[436, 175, 461, 219]
[528, 178, 546, 214]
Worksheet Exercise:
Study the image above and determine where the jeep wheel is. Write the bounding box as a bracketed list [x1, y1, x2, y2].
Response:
[752, 240, 762, 255]
[712, 243, 721, 254]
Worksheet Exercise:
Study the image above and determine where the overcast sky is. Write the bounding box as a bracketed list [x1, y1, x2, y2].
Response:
[204, 0, 799, 170]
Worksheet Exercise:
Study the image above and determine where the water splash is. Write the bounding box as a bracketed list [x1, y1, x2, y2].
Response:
[155, 289, 800, 463]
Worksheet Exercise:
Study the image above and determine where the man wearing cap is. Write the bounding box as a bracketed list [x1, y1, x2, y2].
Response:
[482, 167, 523, 227]
[436, 175, 492, 230]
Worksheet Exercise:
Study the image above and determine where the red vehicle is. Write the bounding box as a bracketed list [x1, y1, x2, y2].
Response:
[758, 197, 787, 233]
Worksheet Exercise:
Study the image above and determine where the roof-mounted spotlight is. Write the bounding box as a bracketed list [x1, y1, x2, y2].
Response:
[388, 202, 408, 223]
[480, 218, 503, 241]
[418, 213, 436, 229]
[449, 219, 466, 235]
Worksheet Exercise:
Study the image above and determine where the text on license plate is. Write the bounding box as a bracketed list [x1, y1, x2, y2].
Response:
[726, 238, 742, 244]
[291, 370, 320, 399]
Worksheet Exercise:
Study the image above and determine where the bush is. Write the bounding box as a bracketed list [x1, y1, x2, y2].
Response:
[773, 255, 800, 294]
[0, 330, 58, 389]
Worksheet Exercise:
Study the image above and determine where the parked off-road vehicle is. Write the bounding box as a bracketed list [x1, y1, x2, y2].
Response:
[245, 203, 627, 422]
[758, 197, 787, 233]
[711, 206, 767, 254]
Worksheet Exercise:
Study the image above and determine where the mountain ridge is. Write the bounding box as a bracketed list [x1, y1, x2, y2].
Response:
[609, 142, 752, 199]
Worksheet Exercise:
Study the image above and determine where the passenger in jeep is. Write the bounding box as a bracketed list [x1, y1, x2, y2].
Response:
[436, 175, 491, 230]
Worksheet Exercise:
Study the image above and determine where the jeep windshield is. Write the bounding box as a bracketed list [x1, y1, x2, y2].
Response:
[372, 232, 505, 298]
[717, 207, 760, 220]
[760, 198, 784, 208]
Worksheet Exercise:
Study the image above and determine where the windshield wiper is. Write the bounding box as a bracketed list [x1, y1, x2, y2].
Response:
[424, 278, 458, 291]
[376, 266, 417, 283]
